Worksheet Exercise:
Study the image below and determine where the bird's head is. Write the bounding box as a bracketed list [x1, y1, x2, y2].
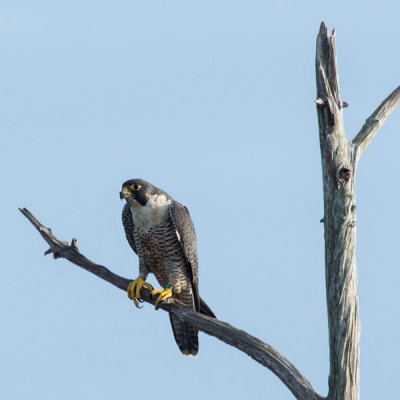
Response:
[120, 179, 171, 208]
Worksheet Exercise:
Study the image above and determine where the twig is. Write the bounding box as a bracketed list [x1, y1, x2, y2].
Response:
[19, 207, 324, 400]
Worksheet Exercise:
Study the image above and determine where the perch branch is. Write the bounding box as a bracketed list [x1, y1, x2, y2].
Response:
[20, 207, 324, 400]
[352, 85, 400, 160]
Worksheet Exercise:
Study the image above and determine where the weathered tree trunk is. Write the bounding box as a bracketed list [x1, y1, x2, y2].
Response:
[21, 22, 400, 400]
[316, 24, 360, 400]
[316, 22, 400, 400]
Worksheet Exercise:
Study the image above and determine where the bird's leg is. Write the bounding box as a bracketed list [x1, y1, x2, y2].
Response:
[151, 283, 173, 310]
[127, 277, 153, 307]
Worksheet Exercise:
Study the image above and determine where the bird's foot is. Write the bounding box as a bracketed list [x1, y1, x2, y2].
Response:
[151, 286, 173, 310]
[127, 277, 153, 307]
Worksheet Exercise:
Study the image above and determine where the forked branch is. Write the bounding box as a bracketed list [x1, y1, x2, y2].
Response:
[19, 207, 324, 400]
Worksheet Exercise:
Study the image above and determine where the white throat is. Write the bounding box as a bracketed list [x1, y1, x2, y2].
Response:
[130, 194, 172, 227]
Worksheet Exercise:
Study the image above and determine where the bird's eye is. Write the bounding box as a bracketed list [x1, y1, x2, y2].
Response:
[130, 184, 142, 191]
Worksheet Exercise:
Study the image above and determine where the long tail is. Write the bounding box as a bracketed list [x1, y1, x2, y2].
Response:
[169, 296, 215, 356]
[169, 314, 199, 356]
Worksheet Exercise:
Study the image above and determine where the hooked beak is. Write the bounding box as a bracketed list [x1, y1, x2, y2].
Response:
[120, 187, 131, 200]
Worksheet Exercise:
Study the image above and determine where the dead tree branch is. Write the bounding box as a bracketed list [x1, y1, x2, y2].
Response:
[352, 85, 400, 161]
[19, 207, 324, 400]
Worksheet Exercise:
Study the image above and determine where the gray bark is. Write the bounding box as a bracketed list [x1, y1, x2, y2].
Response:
[20, 22, 400, 400]
[316, 22, 400, 400]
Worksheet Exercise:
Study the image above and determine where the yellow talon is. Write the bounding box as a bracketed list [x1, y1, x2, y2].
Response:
[151, 287, 173, 310]
[127, 277, 153, 308]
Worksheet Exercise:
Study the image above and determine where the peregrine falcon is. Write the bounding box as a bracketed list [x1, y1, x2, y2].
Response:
[120, 179, 215, 356]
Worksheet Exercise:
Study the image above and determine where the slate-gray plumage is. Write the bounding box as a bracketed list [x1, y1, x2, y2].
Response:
[120, 179, 215, 356]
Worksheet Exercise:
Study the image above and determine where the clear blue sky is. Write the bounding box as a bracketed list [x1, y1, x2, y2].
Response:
[1, 1, 399, 399]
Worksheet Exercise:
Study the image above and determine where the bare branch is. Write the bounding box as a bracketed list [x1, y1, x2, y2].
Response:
[352, 85, 400, 160]
[19, 208, 130, 291]
[20, 207, 324, 400]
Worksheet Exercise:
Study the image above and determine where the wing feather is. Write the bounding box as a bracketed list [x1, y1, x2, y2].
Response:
[169, 202, 200, 312]
[122, 203, 137, 254]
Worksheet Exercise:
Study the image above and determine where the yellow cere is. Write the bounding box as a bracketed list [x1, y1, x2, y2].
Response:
[123, 187, 132, 196]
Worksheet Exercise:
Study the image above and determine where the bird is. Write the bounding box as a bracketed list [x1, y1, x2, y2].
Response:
[120, 178, 215, 356]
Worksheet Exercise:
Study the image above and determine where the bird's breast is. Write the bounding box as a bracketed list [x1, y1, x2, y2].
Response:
[129, 196, 172, 228]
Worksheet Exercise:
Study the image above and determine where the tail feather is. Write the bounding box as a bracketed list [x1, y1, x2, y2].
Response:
[169, 314, 199, 356]
[169, 297, 215, 356]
